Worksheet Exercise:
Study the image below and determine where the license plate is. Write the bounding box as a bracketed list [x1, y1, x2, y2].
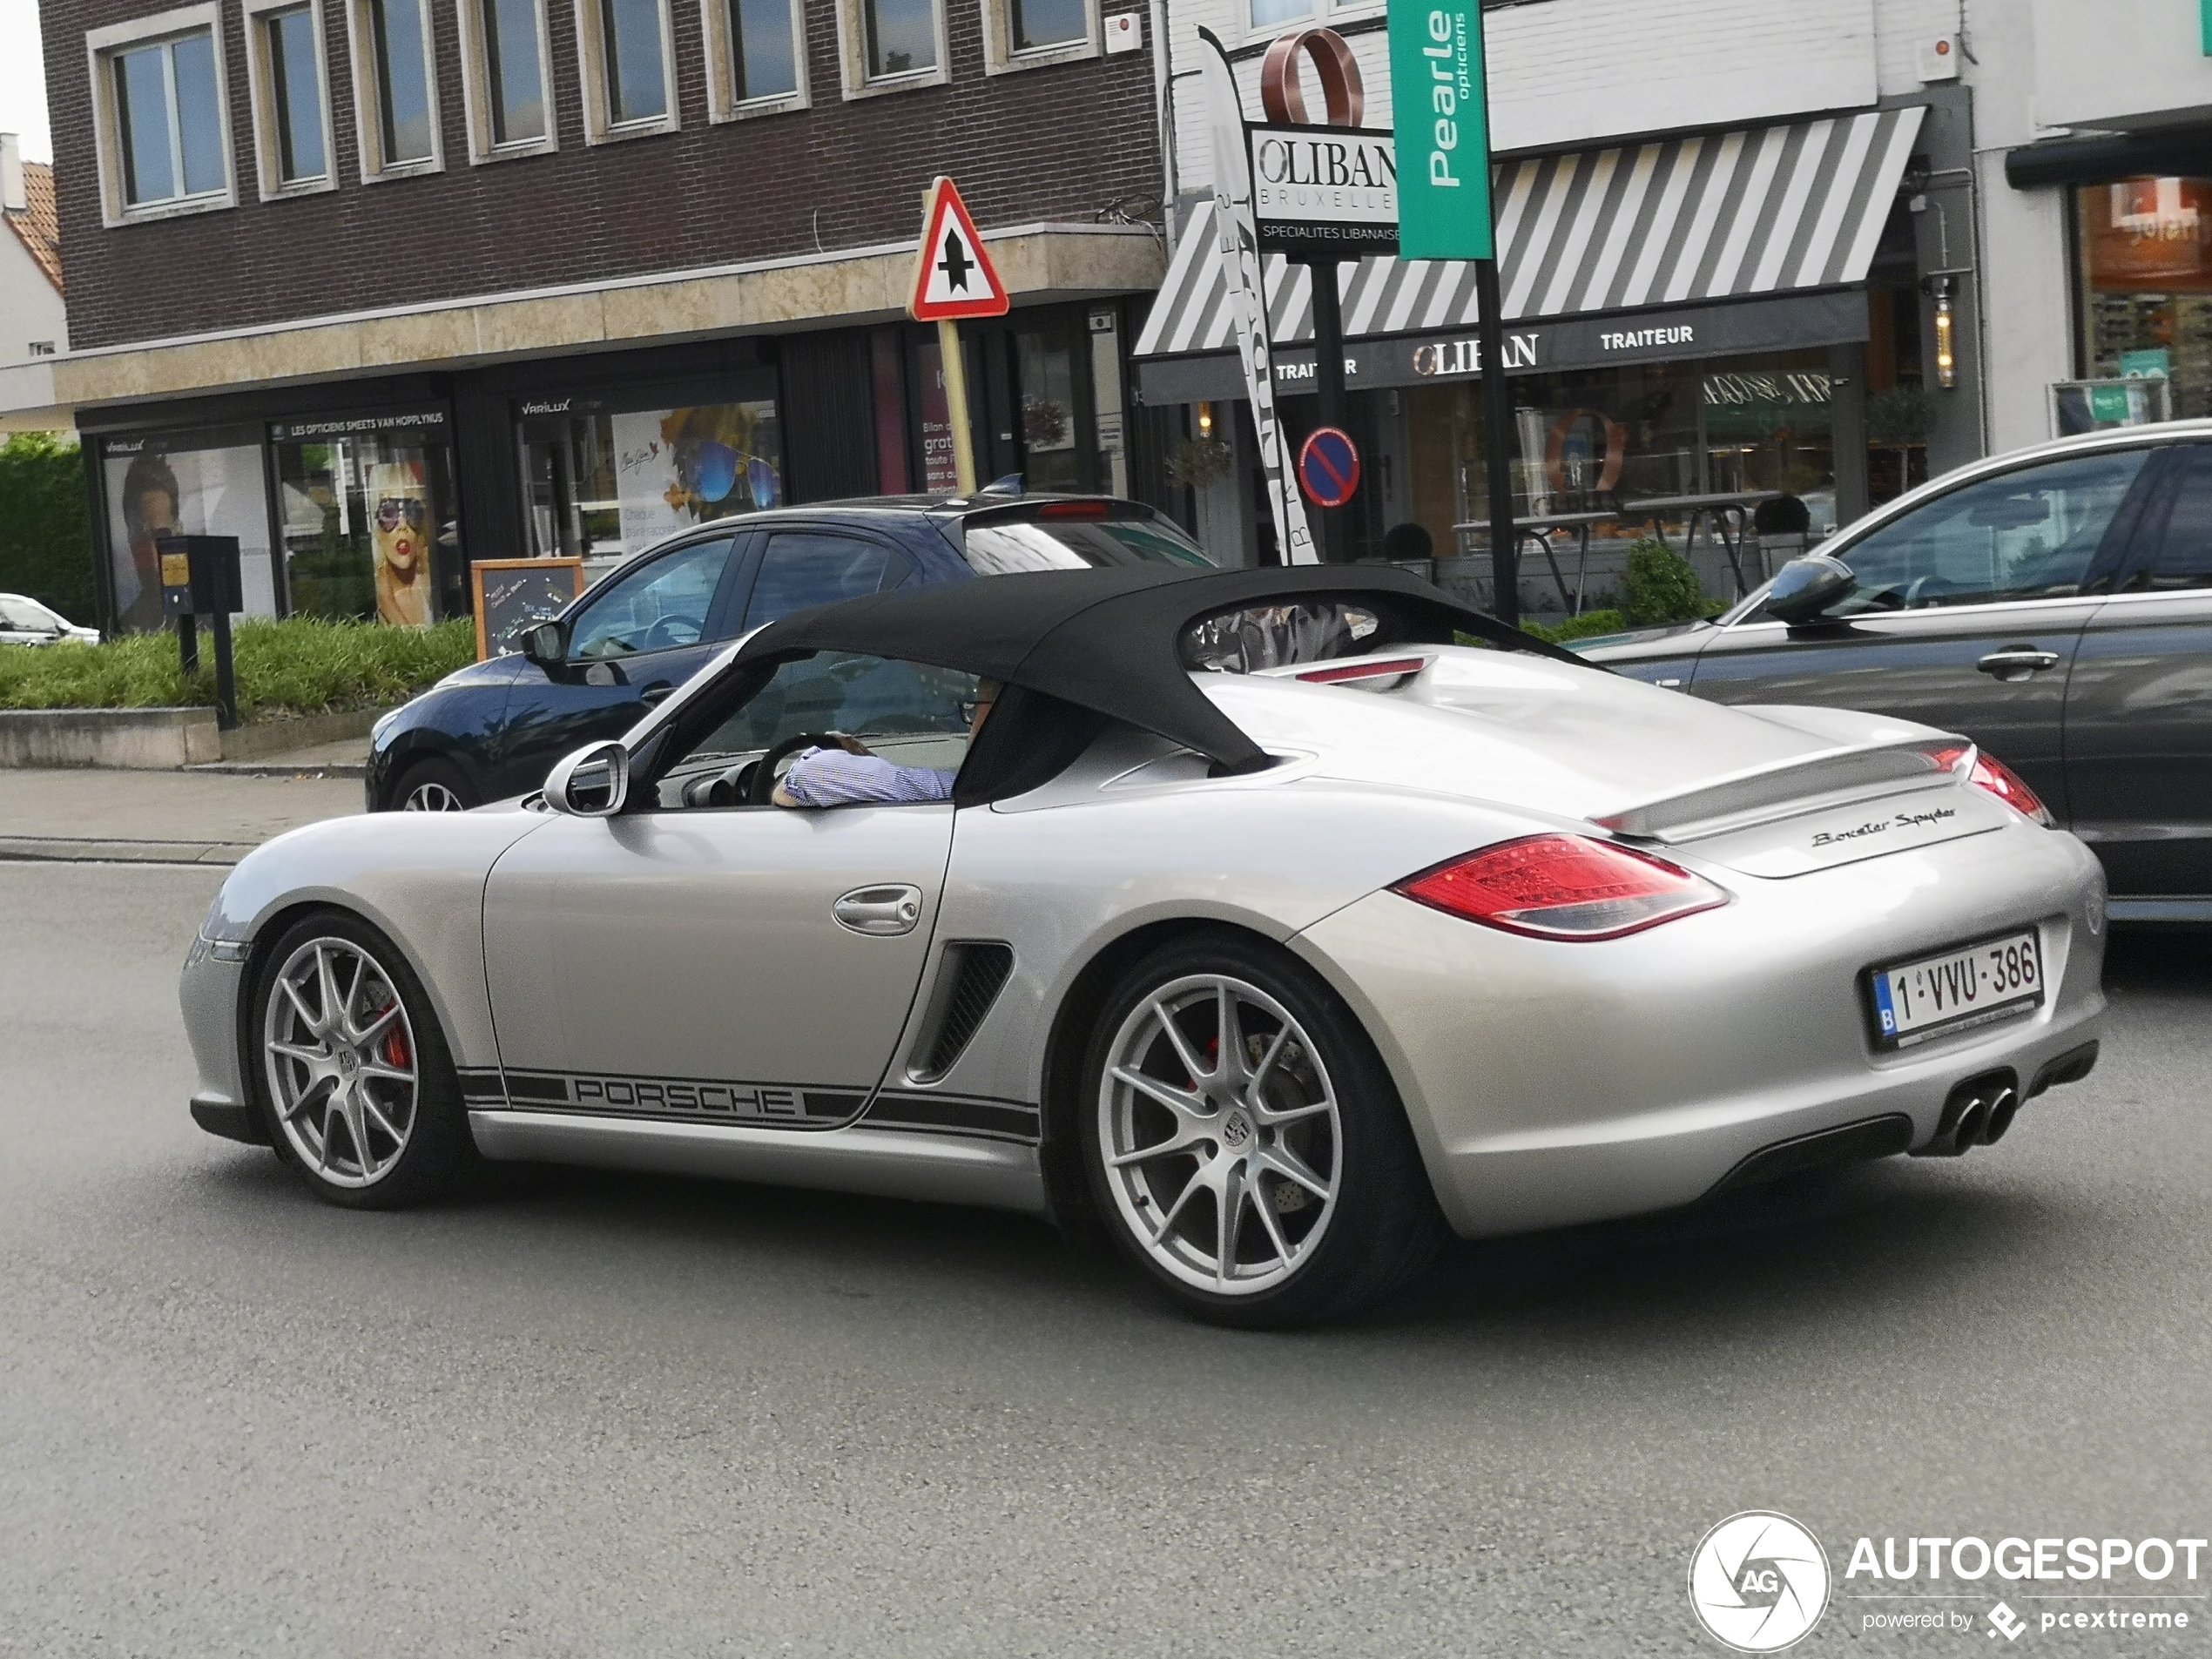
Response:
[1866, 927, 2044, 1050]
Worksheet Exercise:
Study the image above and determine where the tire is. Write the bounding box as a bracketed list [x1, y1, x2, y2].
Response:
[391, 756, 476, 813]
[248, 910, 478, 1209]
[1079, 932, 1448, 1327]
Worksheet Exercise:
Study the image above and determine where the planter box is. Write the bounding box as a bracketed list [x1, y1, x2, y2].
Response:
[0, 707, 222, 770]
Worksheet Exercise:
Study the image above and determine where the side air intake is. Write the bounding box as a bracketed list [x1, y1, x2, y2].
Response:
[908, 942, 1015, 1083]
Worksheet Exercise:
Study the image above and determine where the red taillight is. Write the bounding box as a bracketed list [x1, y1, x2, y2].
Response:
[1928, 745, 2053, 826]
[1393, 834, 1728, 940]
[1295, 656, 1427, 685]
[1037, 500, 1109, 519]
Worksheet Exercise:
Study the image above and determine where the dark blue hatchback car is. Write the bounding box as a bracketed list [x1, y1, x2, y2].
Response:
[366, 494, 1215, 811]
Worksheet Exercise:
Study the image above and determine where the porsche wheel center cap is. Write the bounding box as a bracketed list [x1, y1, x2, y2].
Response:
[337, 1050, 357, 1073]
[1221, 1109, 1253, 1150]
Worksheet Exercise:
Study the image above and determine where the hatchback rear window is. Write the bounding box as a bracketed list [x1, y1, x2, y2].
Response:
[959, 507, 1215, 574]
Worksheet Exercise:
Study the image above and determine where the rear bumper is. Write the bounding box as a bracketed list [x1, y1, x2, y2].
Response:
[1294, 819, 2108, 1238]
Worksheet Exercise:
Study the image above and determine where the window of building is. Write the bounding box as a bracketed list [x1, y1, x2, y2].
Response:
[701, 0, 806, 118]
[346, 0, 442, 177]
[1243, 0, 1377, 34]
[272, 413, 466, 626]
[517, 390, 783, 578]
[833, 0, 944, 95]
[578, 0, 678, 138]
[981, 0, 1095, 73]
[87, 8, 234, 224]
[460, 0, 556, 158]
[2076, 176, 2212, 421]
[244, 0, 336, 197]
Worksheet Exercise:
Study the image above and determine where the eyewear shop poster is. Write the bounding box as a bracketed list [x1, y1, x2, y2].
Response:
[103, 438, 279, 633]
[609, 404, 782, 553]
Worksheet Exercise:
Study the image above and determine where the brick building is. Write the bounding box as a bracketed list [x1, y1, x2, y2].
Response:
[17, 0, 1175, 631]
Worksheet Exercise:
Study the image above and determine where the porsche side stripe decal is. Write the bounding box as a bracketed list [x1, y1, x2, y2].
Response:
[492, 1067, 865, 1128]
[863, 1091, 1042, 1144]
[462, 1069, 1042, 1145]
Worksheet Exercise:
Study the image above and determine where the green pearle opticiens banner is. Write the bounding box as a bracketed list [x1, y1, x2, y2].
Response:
[1388, 0, 1493, 260]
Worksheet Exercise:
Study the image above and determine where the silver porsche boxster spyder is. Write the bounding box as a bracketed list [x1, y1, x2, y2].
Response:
[180, 566, 2107, 1325]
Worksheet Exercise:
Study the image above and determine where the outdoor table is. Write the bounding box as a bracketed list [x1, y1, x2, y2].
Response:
[1620, 490, 1784, 597]
[1453, 510, 1620, 617]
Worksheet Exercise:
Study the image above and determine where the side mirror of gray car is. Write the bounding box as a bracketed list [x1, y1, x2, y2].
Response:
[1765, 554, 1858, 624]
[520, 619, 570, 668]
[544, 740, 630, 818]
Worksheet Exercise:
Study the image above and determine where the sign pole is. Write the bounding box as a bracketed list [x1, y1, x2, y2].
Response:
[1475, 256, 1518, 625]
[1391, 0, 1512, 618]
[937, 317, 979, 495]
[907, 176, 1009, 497]
[1305, 256, 1351, 563]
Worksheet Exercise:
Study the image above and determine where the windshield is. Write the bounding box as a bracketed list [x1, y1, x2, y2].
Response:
[0, 597, 62, 631]
[961, 509, 1214, 574]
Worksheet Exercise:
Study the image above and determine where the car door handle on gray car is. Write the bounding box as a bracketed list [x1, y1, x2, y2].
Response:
[833, 885, 924, 936]
[1977, 646, 2062, 681]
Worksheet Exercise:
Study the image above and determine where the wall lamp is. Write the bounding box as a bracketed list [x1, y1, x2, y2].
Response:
[1197, 401, 1215, 438]
[1925, 273, 1958, 389]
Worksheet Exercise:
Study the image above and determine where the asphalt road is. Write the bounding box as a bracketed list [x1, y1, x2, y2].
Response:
[3, 860, 2208, 1657]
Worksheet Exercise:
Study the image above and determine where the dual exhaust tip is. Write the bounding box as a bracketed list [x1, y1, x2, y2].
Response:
[1910, 1042, 2100, 1158]
[1912, 1069, 2021, 1157]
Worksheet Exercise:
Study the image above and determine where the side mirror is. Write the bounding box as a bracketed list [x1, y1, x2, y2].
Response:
[1765, 554, 1858, 624]
[543, 740, 630, 818]
[520, 619, 570, 668]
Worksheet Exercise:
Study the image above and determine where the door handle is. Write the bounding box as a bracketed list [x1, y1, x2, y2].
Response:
[640, 683, 675, 705]
[1976, 646, 2061, 681]
[833, 885, 924, 936]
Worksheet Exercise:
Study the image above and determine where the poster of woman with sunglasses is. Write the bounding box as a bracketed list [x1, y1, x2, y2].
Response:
[371, 461, 435, 627]
[610, 402, 781, 553]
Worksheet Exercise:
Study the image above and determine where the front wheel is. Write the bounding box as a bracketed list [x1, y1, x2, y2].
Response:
[1080, 934, 1447, 1327]
[391, 756, 476, 813]
[250, 911, 476, 1208]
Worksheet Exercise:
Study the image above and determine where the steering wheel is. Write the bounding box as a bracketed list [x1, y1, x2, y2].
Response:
[638, 615, 702, 651]
[747, 732, 843, 806]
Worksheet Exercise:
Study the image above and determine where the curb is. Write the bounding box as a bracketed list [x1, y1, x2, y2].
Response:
[186, 760, 368, 779]
[0, 835, 257, 867]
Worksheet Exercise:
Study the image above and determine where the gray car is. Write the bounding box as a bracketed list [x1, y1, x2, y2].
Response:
[179, 567, 2106, 1325]
[1581, 424, 2212, 921]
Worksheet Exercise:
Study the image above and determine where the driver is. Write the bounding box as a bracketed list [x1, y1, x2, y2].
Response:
[772, 681, 997, 808]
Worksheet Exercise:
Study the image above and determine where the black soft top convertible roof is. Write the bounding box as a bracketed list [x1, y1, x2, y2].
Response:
[735, 565, 1589, 778]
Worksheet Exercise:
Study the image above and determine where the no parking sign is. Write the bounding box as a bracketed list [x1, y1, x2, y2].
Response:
[1297, 428, 1361, 508]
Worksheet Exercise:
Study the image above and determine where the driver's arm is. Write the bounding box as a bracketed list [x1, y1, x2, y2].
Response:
[774, 745, 954, 808]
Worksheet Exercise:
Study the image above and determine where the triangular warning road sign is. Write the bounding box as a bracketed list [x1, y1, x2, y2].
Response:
[908, 177, 1010, 321]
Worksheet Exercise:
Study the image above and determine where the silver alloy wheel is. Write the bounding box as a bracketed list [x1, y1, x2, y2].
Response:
[261, 936, 420, 1188]
[1098, 973, 1343, 1296]
[402, 779, 465, 812]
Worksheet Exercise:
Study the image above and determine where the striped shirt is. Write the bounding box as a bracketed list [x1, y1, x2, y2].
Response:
[779, 746, 955, 806]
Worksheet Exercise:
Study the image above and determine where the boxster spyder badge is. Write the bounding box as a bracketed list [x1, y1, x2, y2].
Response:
[181, 566, 2107, 1325]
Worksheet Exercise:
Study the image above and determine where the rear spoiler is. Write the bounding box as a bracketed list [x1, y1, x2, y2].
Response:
[1595, 738, 1973, 844]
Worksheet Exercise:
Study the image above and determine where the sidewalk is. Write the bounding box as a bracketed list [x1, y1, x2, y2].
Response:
[0, 767, 363, 865]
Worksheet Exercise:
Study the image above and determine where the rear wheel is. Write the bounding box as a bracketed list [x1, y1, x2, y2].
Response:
[250, 911, 476, 1208]
[392, 756, 475, 813]
[1081, 934, 1447, 1327]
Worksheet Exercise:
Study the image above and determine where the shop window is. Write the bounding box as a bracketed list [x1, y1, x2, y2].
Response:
[1016, 329, 1083, 493]
[87, 8, 234, 225]
[244, 0, 335, 197]
[100, 434, 278, 634]
[272, 417, 464, 625]
[517, 394, 783, 574]
[2077, 176, 2212, 421]
[834, 0, 945, 95]
[981, 0, 1096, 73]
[703, 0, 807, 118]
[460, 0, 556, 158]
[346, 0, 442, 177]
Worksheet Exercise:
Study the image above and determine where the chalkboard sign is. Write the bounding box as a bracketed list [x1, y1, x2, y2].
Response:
[473, 558, 586, 660]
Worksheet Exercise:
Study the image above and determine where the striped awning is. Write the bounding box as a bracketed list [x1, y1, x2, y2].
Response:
[1134, 105, 1925, 361]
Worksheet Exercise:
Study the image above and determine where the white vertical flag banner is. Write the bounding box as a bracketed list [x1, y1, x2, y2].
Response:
[1198, 27, 1316, 565]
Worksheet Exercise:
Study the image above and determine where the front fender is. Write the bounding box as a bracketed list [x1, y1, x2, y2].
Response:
[208, 807, 554, 1069]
